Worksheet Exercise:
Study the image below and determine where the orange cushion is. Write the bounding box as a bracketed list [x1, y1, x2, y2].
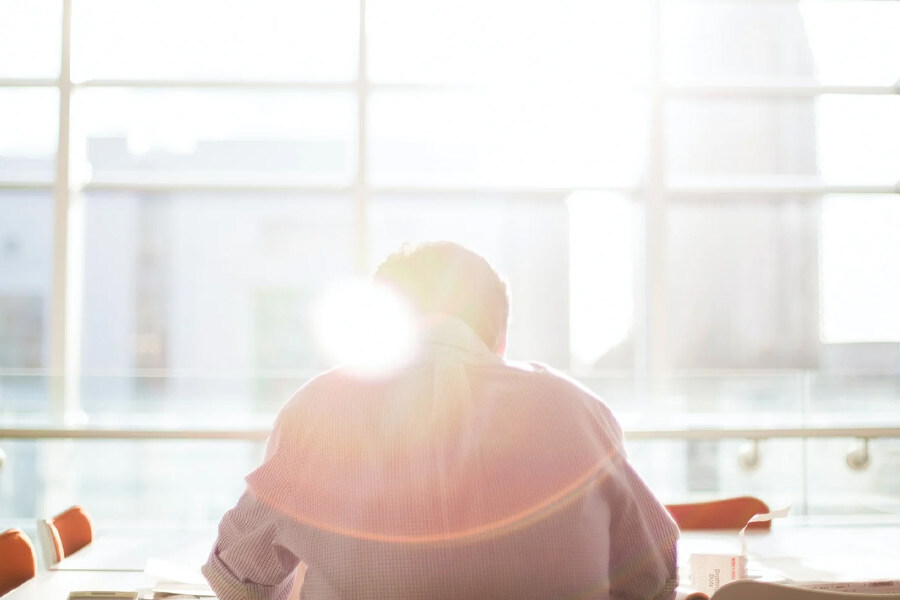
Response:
[666, 496, 771, 531]
[0, 528, 37, 596]
[52, 506, 94, 558]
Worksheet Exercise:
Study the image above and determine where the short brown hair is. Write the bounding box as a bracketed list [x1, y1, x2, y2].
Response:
[374, 242, 509, 351]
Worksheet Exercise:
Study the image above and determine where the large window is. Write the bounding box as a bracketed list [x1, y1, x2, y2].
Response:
[1, 0, 898, 525]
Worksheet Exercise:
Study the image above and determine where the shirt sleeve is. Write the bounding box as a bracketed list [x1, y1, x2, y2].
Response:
[202, 490, 299, 600]
[607, 459, 680, 600]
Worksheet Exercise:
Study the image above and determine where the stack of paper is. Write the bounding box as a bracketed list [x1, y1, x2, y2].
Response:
[142, 557, 216, 598]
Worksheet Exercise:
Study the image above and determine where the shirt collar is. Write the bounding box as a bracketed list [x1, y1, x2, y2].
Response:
[419, 316, 502, 366]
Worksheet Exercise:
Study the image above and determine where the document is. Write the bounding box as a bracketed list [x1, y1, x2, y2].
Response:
[143, 557, 215, 598]
[796, 580, 900, 594]
[67, 594, 139, 600]
[675, 580, 900, 599]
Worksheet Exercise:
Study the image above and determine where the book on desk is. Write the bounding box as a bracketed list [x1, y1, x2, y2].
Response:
[677, 579, 900, 599]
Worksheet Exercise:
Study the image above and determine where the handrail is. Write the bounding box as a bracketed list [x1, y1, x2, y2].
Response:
[0, 427, 270, 440]
[1, 425, 899, 441]
[624, 426, 900, 441]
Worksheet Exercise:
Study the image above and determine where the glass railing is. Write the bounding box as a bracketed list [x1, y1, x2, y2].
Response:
[1, 369, 898, 527]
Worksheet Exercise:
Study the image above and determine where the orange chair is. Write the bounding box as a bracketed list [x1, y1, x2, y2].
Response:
[36, 505, 94, 567]
[0, 528, 37, 596]
[665, 496, 771, 531]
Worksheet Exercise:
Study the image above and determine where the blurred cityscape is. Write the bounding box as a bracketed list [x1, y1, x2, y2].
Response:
[1, 0, 899, 525]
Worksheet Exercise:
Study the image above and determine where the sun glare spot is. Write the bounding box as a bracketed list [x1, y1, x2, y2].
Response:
[312, 279, 418, 375]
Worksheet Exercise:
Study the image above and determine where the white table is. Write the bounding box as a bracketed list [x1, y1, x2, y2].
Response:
[50, 530, 215, 572]
[678, 521, 900, 584]
[7, 521, 900, 600]
[4, 529, 218, 600]
[4, 571, 153, 600]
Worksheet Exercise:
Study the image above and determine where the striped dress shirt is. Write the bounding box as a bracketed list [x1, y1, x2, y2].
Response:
[203, 318, 678, 600]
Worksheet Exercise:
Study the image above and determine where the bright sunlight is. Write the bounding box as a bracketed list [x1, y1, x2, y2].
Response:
[311, 278, 418, 375]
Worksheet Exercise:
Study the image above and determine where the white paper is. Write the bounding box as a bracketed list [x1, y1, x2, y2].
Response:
[143, 557, 215, 597]
[739, 505, 791, 555]
[144, 557, 207, 586]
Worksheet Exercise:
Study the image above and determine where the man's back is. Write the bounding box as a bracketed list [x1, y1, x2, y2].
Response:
[205, 319, 678, 600]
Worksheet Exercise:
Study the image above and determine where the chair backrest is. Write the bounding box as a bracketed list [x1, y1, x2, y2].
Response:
[0, 528, 37, 596]
[35, 505, 94, 567]
[713, 580, 900, 600]
[665, 496, 771, 531]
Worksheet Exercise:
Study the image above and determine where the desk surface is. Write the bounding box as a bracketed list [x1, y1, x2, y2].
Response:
[5, 571, 152, 600]
[51, 530, 216, 572]
[679, 523, 900, 584]
[6, 521, 900, 600]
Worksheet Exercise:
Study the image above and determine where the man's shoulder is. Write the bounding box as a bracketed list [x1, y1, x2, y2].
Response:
[501, 359, 605, 400]
[281, 364, 420, 408]
[286, 366, 340, 398]
[499, 360, 621, 423]
[274, 367, 350, 416]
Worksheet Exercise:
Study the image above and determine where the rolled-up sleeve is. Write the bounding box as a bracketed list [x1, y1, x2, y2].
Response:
[202, 490, 299, 600]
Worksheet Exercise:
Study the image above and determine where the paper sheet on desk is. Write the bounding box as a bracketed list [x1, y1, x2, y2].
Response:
[683, 506, 793, 598]
[674, 580, 900, 600]
[143, 557, 215, 597]
[739, 505, 791, 556]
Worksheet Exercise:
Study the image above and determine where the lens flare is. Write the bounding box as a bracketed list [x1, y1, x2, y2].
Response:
[312, 279, 417, 375]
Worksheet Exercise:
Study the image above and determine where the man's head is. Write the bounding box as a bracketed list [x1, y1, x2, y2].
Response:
[374, 242, 509, 354]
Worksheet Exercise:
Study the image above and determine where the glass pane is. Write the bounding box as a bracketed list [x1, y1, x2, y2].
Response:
[666, 96, 900, 183]
[800, 0, 900, 86]
[638, 373, 807, 430]
[664, 0, 900, 86]
[666, 198, 820, 369]
[72, 0, 358, 81]
[816, 97, 900, 184]
[821, 195, 900, 347]
[72, 373, 309, 421]
[368, 194, 570, 366]
[806, 438, 900, 516]
[81, 192, 356, 383]
[568, 192, 635, 370]
[368, 0, 652, 86]
[810, 374, 900, 424]
[629, 438, 803, 511]
[0, 192, 54, 369]
[369, 91, 650, 187]
[0, 0, 61, 78]
[74, 90, 356, 185]
[0, 89, 58, 183]
[0, 373, 52, 418]
[0, 438, 259, 527]
[583, 372, 810, 432]
[807, 374, 900, 513]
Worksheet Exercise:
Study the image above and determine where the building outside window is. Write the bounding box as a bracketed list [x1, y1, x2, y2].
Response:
[0, 0, 898, 527]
